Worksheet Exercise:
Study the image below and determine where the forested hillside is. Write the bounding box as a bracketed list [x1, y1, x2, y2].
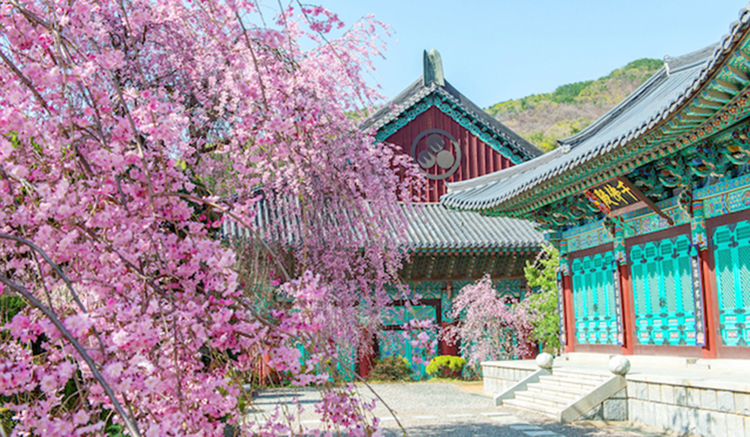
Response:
[487, 59, 663, 151]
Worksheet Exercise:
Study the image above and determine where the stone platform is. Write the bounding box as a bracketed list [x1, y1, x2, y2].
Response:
[482, 352, 750, 436]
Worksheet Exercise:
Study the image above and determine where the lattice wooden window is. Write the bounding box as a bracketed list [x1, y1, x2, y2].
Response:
[570, 252, 619, 345]
[630, 234, 698, 346]
[713, 221, 750, 347]
[378, 303, 438, 379]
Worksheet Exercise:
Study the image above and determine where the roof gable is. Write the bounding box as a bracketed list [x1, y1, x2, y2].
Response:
[362, 50, 541, 164]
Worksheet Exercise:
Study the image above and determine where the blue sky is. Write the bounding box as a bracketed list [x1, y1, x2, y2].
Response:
[283, 1, 749, 108]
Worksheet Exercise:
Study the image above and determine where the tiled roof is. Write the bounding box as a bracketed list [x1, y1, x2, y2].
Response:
[441, 7, 750, 213]
[401, 203, 542, 250]
[221, 198, 543, 251]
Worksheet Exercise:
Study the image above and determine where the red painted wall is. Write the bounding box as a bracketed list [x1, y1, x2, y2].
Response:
[385, 106, 513, 203]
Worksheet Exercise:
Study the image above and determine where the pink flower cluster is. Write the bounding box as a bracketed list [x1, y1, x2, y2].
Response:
[443, 275, 535, 366]
[400, 319, 437, 368]
[0, 1, 419, 435]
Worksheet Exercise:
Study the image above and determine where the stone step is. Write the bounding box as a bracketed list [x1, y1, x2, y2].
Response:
[537, 375, 601, 389]
[526, 383, 585, 399]
[513, 391, 571, 408]
[502, 398, 559, 418]
[552, 369, 611, 381]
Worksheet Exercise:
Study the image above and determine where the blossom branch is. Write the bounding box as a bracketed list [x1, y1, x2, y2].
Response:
[156, 192, 292, 283]
[0, 275, 142, 437]
[0, 48, 50, 113]
[0, 233, 88, 314]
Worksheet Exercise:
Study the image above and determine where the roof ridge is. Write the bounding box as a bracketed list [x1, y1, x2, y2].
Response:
[560, 43, 721, 148]
[440, 6, 750, 214]
[361, 53, 543, 161]
[445, 147, 565, 193]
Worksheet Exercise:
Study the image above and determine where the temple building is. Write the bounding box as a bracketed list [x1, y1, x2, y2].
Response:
[224, 50, 544, 378]
[441, 13, 750, 360]
[358, 49, 543, 375]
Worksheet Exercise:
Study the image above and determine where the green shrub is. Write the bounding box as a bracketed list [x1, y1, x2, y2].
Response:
[523, 244, 562, 353]
[425, 355, 466, 378]
[368, 356, 412, 382]
[1, 295, 26, 325]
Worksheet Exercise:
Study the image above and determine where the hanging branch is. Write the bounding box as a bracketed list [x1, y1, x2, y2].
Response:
[0, 276, 142, 437]
[0, 234, 89, 314]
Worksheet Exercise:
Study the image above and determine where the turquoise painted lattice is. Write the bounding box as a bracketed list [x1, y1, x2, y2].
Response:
[712, 221, 750, 347]
[630, 234, 699, 346]
[571, 252, 619, 345]
[378, 303, 438, 379]
[381, 305, 435, 326]
[295, 343, 357, 382]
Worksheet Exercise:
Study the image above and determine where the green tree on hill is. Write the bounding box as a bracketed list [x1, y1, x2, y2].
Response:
[486, 58, 662, 151]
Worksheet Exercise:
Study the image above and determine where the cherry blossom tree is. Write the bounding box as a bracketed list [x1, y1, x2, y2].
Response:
[0, 1, 419, 435]
[444, 276, 535, 368]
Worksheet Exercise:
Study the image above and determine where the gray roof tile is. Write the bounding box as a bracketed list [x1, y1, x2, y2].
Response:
[222, 198, 543, 250]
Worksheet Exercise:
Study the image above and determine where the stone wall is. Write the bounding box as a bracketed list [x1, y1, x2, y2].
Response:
[482, 355, 750, 436]
[626, 377, 750, 436]
[481, 361, 536, 394]
[579, 388, 628, 421]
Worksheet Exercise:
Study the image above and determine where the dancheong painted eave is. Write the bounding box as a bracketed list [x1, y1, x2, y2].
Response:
[440, 6, 750, 217]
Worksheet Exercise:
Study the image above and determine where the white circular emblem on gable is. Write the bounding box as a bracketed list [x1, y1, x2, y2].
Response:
[411, 129, 461, 180]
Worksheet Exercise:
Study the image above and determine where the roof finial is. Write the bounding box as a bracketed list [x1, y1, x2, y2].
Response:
[423, 49, 445, 87]
[664, 55, 671, 77]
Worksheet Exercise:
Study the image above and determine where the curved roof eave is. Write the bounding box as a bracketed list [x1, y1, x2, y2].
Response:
[441, 7, 750, 214]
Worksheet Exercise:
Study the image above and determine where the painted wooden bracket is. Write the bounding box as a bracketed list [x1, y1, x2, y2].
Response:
[617, 176, 674, 226]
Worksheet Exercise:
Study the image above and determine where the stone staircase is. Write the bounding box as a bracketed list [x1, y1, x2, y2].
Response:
[500, 368, 625, 423]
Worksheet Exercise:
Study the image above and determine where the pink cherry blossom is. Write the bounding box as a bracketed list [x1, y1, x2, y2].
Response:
[0, 1, 417, 435]
[444, 275, 535, 366]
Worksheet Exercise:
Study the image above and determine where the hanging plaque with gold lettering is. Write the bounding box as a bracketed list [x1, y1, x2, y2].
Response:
[585, 176, 674, 225]
[585, 178, 641, 214]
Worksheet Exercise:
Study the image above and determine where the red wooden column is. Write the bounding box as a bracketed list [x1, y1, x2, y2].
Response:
[618, 264, 635, 355]
[358, 330, 376, 378]
[694, 200, 717, 358]
[700, 250, 718, 359]
[440, 282, 459, 356]
[562, 274, 576, 353]
[440, 321, 459, 356]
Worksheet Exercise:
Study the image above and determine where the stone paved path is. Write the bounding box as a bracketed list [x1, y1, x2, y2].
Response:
[250, 382, 662, 436]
